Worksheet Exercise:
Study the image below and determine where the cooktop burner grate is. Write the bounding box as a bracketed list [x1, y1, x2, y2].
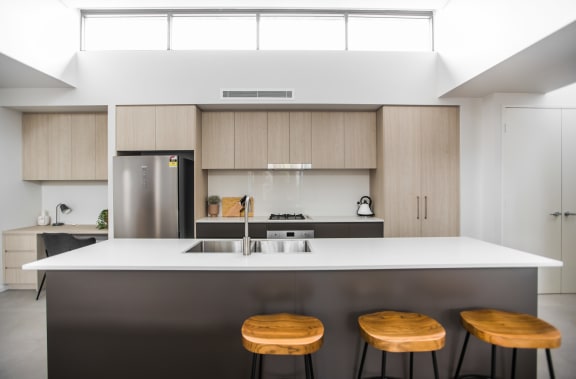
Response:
[269, 213, 306, 220]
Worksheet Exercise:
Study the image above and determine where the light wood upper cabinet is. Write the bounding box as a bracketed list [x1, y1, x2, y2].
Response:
[202, 110, 374, 170]
[235, 112, 268, 169]
[116, 105, 198, 151]
[95, 114, 108, 180]
[289, 112, 312, 164]
[344, 112, 376, 169]
[267, 111, 312, 165]
[155, 106, 197, 151]
[202, 112, 235, 169]
[371, 106, 459, 237]
[116, 106, 156, 151]
[267, 112, 290, 164]
[311, 112, 345, 169]
[23, 113, 108, 181]
[22, 114, 49, 180]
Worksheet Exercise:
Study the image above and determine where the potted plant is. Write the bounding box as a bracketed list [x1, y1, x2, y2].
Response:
[207, 196, 220, 217]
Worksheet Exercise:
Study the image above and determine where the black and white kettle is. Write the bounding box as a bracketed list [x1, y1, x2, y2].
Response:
[357, 196, 374, 216]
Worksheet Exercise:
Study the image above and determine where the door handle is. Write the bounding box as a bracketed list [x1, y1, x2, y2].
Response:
[416, 196, 420, 220]
[565, 212, 576, 216]
[424, 196, 428, 220]
[550, 212, 562, 217]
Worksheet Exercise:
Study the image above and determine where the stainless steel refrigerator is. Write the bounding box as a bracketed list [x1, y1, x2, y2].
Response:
[113, 154, 194, 238]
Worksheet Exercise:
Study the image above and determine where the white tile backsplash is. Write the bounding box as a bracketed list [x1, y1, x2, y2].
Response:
[208, 170, 371, 216]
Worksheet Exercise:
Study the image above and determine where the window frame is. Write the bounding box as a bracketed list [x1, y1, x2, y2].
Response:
[80, 9, 434, 52]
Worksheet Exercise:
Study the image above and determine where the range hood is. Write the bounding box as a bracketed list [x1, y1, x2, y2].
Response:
[267, 163, 312, 170]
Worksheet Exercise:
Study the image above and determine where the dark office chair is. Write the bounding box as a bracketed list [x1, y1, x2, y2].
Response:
[36, 233, 96, 300]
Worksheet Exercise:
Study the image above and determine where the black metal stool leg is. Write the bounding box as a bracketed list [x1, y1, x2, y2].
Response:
[546, 349, 556, 379]
[409, 352, 414, 379]
[490, 345, 496, 379]
[305, 354, 315, 379]
[381, 351, 387, 379]
[36, 273, 46, 301]
[511, 348, 517, 379]
[357, 342, 368, 379]
[250, 353, 258, 379]
[432, 351, 440, 379]
[258, 354, 263, 379]
[453, 331, 470, 378]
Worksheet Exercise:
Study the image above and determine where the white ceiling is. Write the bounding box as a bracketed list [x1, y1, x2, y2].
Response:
[441, 20, 576, 97]
[59, 0, 450, 10]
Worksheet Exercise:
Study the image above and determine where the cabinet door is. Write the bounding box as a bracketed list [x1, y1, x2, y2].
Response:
[116, 106, 156, 151]
[22, 114, 50, 180]
[382, 107, 422, 237]
[71, 114, 96, 180]
[156, 105, 197, 151]
[95, 113, 108, 180]
[3, 233, 38, 287]
[48, 114, 72, 180]
[202, 112, 235, 169]
[420, 107, 460, 237]
[344, 112, 376, 169]
[311, 112, 345, 168]
[562, 109, 576, 292]
[267, 112, 290, 164]
[290, 112, 312, 164]
[502, 108, 562, 293]
[235, 112, 268, 169]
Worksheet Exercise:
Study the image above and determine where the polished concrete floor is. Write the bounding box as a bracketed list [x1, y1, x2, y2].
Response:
[0, 290, 574, 379]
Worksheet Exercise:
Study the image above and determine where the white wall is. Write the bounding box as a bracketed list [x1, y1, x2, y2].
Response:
[0, 0, 79, 85]
[208, 170, 370, 217]
[435, 0, 576, 96]
[41, 182, 108, 225]
[0, 108, 41, 290]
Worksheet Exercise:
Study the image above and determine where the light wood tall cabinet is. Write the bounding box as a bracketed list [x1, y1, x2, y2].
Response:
[116, 105, 198, 151]
[371, 106, 460, 237]
[23, 113, 108, 181]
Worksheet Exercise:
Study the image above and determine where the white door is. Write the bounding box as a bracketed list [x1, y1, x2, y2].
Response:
[502, 108, 562, 293]
[562, 109, 576, 292]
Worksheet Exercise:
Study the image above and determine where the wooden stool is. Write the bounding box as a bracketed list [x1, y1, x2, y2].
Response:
[453, 309, 561, 379]
[357, 311, 446, 379]
[241, 313, 324, 379]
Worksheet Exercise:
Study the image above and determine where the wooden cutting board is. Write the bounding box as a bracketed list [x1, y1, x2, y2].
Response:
[221, 197, 254, 217]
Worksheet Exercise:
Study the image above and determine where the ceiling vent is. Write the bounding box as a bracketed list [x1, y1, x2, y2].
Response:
[221, 89, 294, 100]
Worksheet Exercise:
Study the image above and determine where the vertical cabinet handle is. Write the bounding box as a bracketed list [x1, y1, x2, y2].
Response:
[550, 212, 562, 217]
[424, 196, 428, 220]
[417, 196, 420, 220]
[565, 212, 576, 216]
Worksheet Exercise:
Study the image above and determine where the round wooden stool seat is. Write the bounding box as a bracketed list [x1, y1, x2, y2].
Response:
[454, 309, 562, 379]
[241, 313, 324, 356]
[460, 309, 561, 349]
[358, 311, 446, 352]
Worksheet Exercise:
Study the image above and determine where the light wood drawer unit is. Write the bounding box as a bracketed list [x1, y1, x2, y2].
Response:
[3, 233, 38, 289]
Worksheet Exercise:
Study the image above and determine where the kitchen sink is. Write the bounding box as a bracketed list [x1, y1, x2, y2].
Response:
[184, 239, 312, 254]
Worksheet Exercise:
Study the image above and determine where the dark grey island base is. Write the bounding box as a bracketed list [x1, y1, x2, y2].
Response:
[46, 268, 537, 379]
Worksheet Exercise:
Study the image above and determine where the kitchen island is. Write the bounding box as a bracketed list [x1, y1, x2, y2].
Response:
[24, 237, 561, 379]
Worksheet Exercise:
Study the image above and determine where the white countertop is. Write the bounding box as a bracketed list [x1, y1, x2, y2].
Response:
[23, 237, 562, 271]
[196, 216, 384, 223]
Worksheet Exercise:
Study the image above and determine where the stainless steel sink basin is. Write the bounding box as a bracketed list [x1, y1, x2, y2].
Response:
[184, 239, 312, 254]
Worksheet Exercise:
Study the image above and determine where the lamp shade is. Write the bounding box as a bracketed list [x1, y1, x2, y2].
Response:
[53, 203, 72, 226]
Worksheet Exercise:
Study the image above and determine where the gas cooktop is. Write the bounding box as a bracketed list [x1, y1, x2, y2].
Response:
[269, 213, 306, 220]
